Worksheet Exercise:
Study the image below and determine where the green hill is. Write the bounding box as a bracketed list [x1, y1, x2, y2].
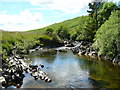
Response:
[28, 15, 88, 34]
[0, 15, 88, 58]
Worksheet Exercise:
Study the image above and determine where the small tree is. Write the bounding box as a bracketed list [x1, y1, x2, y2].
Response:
[56, 26, 70, 39]
[45, 28, 54, 36]
[76, 17, 96, 42]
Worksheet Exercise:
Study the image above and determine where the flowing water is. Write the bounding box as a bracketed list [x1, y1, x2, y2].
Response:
[21, 49, 120, 88]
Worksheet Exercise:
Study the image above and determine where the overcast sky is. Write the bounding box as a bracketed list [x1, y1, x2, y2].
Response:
[0, 0, 119, 31]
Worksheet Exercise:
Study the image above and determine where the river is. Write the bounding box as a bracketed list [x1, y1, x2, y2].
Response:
[21, 49, 120, 88]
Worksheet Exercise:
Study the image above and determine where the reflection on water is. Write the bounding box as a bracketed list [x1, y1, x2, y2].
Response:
[21, 50, 120, 88]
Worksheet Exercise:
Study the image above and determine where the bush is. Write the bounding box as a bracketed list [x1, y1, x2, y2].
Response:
[93, 10, 120, 57]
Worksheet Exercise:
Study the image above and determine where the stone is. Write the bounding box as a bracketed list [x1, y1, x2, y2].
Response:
[39, 64, 44, 68]
[91, 51, 98, 56]
[85, 52, 89, 56]
[16, 84, 21, 88]
[0, 76, 5, 83]
[98, 54, 105, 60]
[35, 46, 41, 50]
[118, 62, 120, 65]
[78, 50, 86, 55]
[65, 43, 74, 47]
[2, 81, 7, 87]
[44, 76, 49, 82]
[113, 54, 120, 64]
[0, 68, 2, 72]
[29, 49, 36, 53]
[39, 74, 45, 80]
[31, 72, 38, 77]
[47, 78, 52, 83]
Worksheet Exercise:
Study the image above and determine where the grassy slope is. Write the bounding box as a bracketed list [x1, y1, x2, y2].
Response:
[28, 15, 88, 34]
[1, 15, 88, 44]
[0, 15, 85, 43]
[1, 15, 88, 38]
[0, 15, 88, 56]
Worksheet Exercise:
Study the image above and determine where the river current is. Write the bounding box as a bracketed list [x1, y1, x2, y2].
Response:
[21, 49, 120, 88]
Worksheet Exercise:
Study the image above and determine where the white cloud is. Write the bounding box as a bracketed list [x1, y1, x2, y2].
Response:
[1, 0, 30, 2]
[1, 0, 91, 14]
[30, 0, 91, 14]
[0, 11, 8, 14]
[0, 9, 46, 31]
[3, 0, 117, 15]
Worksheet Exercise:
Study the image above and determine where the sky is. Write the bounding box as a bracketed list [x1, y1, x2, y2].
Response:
[0, 0, 119, 31]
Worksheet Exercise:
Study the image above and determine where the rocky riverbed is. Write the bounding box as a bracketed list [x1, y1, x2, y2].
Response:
[0, 54, 52, 88]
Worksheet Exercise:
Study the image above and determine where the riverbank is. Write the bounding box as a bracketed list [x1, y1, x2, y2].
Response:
[54, 40, 120, 66]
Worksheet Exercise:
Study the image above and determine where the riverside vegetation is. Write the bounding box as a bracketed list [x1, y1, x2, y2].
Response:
[0, 1, 120, 88]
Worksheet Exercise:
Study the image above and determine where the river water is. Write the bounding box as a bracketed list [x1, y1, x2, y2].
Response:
[21, 49, 120, 88]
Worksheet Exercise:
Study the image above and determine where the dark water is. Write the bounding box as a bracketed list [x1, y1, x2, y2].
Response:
[21, 50, 120, 88]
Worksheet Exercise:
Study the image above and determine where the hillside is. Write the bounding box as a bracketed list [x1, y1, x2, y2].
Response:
[0, 15, 88, 57]
[28, 15, 88, 34]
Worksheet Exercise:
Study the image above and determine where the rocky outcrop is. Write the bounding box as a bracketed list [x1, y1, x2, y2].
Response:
[1, 54, 52, 88]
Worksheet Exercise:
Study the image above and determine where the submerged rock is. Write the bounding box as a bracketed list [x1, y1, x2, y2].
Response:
[39, 64, 44, 68]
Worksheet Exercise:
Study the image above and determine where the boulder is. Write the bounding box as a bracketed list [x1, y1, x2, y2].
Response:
[91, 51, 98, 56]
[0, 76, 5, 83]
[65, 43, 74, 47]
[89, 51, 98, 57]
[72, 48, 79, 53]
[39, 73, 45, 80]
[85, 52, 89, 56]
[31, 72, 38, 77]
[39, 64, 44, 68]
[86, 48, 90, 52]
[98, 54, 105, 60]
[0, 68, 2, 72]
[2, 81, 7, 87]
[29, 65, 38, 72]
[47, 78, 52, 83]
[35, 46, 41, 50]
[78, 50, 86, 55]
[118, 61, 120, 65]
[63, 41, 69, 44]
[113, 54, 120, 64]
[29, 49, 36, 53]
[44, 76, 52, 83]
[9, 59, 14, 65]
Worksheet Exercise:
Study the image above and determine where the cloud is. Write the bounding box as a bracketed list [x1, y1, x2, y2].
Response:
[1, 0, 91, 14]
[30, 0, 91, 14]
[0, 9, 46, 31]
[3, 0, 117, 15]
[0, 11, 8, 14]
[1, 0, 30, 2]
